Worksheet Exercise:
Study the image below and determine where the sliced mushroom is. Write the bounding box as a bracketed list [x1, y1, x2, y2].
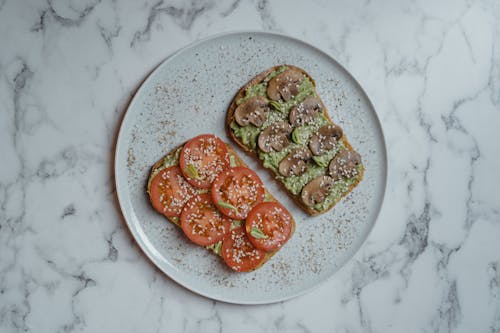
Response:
[289, 97, 323, 127]
[301, 175, 335, 207]
[278, 147, 312, 177]
[267, 69, 304, 101]
[309, 125, 343, 156]
[234, 96, 269, 127]
[329, 150, 362, 180]
[257, 121, 292, 153]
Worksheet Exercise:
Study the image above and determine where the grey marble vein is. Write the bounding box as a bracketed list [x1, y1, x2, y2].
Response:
[440, 281, 461, 331]
[489, 40, 500, 106]
[12, 61, 34, 134]
[220, 0, 241, 17]
[194, 301, 223, 333]
[255, 0, 279, 31]
[131, 0, 214, 47]
[61, 204, 76, 219]
[105, 228, 119, 262]
[47, 0, 100, 28]
[489, 262, 500, 332]
[30, 8, 49, 33]
[400, 200, 431, 268]
[97, 20, 121, 51]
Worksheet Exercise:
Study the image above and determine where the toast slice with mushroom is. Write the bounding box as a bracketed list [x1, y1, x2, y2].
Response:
[226, 65, 364, 216]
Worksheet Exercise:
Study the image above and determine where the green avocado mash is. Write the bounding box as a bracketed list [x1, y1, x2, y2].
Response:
[160, 147, 181, 168]
[230, 66, 362, 210]
[259, 142, 348, 196]
[259, 117, 341, 172]
[279, 78, 316, 112]
[231, 121, 260, 150]
[231, 108, 288, 150]
[291, 126, 309, 145]
[147, 147, 182, 190]
[263, 65, 288, 82]
[279, 163, 326, 195]
[259, 143, 297, 173]
[232, 71, 317, 153]
[236, 83, 267, 106]
[236, 65, 290, 106]
[312, 164, 362, 211]
[291, 113, 330, 145]
[311, 141, 346, 168]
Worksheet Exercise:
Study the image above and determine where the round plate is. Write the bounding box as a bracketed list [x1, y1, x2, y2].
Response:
[115, 31, 387, 304]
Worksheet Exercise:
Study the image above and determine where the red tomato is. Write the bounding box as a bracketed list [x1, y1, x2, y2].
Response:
[245, 202, 293, 252]
[211, 167, 265, 220]
[180, 193, 232, 246]
[149, 166, 197, 218]
[221, 226, 266, 272]
[179, 134, 230, 189]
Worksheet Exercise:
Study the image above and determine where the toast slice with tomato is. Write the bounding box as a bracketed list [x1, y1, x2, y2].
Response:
[147, 134, 295, 272]
[226, 65, 364, 216]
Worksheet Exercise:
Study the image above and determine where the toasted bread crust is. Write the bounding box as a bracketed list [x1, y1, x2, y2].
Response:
[147, 141, 295, 272]
[226, 65, 364, 216]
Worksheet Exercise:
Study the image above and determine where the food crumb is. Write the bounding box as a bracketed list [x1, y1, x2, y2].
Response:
[127, 148, 136, 167]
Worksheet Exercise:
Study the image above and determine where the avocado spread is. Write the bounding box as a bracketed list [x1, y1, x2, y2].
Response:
[313, 164, 362, 211]
[230, 66, 362, 212]
[147, 147, 182, 191]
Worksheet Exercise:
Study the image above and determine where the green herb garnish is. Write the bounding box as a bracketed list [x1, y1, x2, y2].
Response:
[218, 201, 239, 214]
[231, 220, 243, 229]
[312, 155, 329, 168]
[291, 127, 309, 145]
[250, 227, 268, 239]
[269, 100, 282, 112]
[229, 155, 237, 167]
[213, 241, 222, 255]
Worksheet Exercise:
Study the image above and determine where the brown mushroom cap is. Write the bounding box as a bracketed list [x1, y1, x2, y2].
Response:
[234, 96, 269, 127]
[329, 150, 362, 180]
[267, 69, 304, 101]
[301, 175, 335, 207]
[257, 121, 292, 153]
[309, 125, 343, 156]
[278, 147, 312, 177]
[289, 97, 323, 127]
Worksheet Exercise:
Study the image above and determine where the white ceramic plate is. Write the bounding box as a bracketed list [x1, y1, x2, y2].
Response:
[115, 31, 387, 304]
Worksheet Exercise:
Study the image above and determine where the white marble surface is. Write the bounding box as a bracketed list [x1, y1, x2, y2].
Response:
[1, 0, 499, 332]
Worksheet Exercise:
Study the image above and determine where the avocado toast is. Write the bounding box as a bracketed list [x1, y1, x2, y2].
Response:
[147, 135, 295, 272]
[226, 65, 364, 216]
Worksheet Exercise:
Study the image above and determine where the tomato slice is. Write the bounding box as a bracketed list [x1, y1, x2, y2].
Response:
[149, 166, 197, 218]
[179, 134, 230, 189]
[211, 167, 265, 220]
[245, 202, 293, 252]
[180, 193, 232, 246]
[222, 226, 266, 272]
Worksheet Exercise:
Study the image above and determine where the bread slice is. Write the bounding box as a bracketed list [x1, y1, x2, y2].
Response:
[147, 141, 296, 271]
[226, 65, 364, 216]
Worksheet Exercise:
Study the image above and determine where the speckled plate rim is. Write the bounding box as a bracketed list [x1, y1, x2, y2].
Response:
[114, 30, 388, 305]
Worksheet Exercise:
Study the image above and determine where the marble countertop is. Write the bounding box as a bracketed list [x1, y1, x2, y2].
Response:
[1, 0, 499, 332]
